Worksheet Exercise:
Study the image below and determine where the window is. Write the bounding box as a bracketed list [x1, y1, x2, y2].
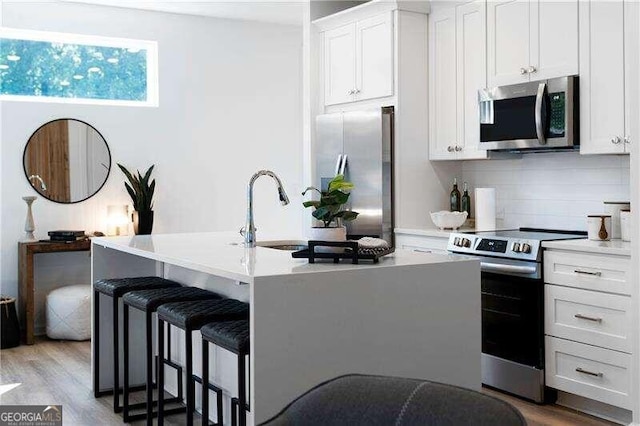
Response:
[0, 28, 158, 106]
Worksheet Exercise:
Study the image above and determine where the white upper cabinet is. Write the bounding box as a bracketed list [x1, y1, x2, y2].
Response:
[487, 0, 530, 86]
[487, 0, 578, 87]
[322, 12, 393, 106]
[356, 13, 394, 101]
[456, 0, 488, 159]
[429, 0, 487, 160]
[323, 24, 357, 106]
[579, 0, 633, 155]
[429, 8, 457, 160]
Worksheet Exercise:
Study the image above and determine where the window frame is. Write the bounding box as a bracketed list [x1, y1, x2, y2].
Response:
[0, 27, 159, 107]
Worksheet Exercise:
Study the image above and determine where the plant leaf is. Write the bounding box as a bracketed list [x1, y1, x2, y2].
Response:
[302, 200, 321, 208]
[335, 211, 359, 221]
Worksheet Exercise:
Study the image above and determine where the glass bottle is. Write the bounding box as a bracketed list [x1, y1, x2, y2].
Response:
[461, 182, 471, 218]
[450, 178, 461, 212]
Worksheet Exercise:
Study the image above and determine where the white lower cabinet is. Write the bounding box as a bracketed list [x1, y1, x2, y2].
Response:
[546, 336, 632, 410]
[544, 248, 632, 412]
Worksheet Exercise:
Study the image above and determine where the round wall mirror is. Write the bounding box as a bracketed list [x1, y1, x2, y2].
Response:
[23, 119, 111, 204]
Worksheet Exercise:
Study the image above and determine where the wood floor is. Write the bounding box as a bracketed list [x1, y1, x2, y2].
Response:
[0, 338, 618, 425]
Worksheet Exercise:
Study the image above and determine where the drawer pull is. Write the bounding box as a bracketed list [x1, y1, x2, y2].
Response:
[576, 367, 603, 378]
[413, 249, 432, 253]
[574, 270, 602, 277]
[574, 314, 603, 323]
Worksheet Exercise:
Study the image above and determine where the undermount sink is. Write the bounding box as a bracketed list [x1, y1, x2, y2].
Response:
[256, 240, 308, 251]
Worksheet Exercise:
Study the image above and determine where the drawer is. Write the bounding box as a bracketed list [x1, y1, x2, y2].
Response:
[545, 285, 631, 353]
[395, 234, 449, 254]
[544, 250, 630, 295]
[546, 336, 632, 409]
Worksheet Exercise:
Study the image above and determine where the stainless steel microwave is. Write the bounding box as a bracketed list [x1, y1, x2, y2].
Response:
[478, 76, 578, 152]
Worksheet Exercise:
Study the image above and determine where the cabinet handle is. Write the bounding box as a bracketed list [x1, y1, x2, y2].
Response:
[413, 249, 432, 253]
[520, 67, 527, 75]
[575, 367, 603, 378]
[354, 88, 361, 94]
[455, 145, 462, 152]
[527, 66, 537, 74]
[348, 89, 354, 95]
[624, 136, 631, 144]
[447, 146, 454, 152]
[574, 269, 602, 277]
[574, 313, 603, 323]
[611, 136, 622, 145]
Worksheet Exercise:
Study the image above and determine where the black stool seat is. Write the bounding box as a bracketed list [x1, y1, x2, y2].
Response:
[201, 320, 249, 354]
[157, 299, 249, 330]
[123, 287, 220, 312]
[95, 276, 181, 297]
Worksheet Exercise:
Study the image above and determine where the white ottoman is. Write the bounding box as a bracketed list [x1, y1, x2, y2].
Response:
[46, 285, 91, 341]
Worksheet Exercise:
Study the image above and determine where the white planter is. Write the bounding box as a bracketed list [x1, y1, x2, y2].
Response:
[307, 226, 347, 253]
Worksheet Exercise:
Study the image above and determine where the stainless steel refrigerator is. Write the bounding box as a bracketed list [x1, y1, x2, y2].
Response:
[315, 106, 394, 246]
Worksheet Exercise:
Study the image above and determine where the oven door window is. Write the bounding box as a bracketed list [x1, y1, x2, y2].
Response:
[482, 272, 544, 368]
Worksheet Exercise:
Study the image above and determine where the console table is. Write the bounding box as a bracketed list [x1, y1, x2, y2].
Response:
[18, 239, 91, 344]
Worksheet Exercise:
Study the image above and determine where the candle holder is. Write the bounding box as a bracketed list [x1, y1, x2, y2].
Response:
[22, 196, 37, 242]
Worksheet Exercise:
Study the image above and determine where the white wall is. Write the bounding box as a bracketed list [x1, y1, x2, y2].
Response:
[0, 2, 302, 330]
[461, 153, 630, 231]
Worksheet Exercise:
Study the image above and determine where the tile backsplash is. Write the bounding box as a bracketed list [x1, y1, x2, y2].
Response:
[461, 152, 630, 231]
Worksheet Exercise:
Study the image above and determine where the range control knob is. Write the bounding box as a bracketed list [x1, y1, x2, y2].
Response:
[462, 238, 472, 248]
[453, 237, 461, 247]
[512, 242, 521, 252]
[521, 243, 532, 254]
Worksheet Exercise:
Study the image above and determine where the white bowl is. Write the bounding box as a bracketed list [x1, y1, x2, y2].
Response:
[430, 211, 468, 230]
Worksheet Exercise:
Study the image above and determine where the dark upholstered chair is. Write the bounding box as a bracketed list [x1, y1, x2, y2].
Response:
[259, 374, 526, 426]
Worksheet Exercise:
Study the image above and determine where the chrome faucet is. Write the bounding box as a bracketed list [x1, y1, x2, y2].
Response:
[240, 170, 290, 247]
[28, 174, 47, 191]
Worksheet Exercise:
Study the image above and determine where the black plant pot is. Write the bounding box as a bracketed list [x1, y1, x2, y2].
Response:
[133, 210, 154, 235]
[1, 296, 20, 349]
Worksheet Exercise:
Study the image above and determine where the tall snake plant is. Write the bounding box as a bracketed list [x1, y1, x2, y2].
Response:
[117, 163, 156, 212]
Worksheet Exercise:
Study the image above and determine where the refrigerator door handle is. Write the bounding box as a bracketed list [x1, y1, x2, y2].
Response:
[339, 154, 348, 175]
[334, 154, 343, 176]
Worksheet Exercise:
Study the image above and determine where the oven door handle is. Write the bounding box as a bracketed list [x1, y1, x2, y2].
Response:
[535, 82, 547, 145]
[480, 262, 538, 275]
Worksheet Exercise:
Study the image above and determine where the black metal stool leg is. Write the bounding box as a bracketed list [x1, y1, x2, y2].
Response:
[113, 296, 121, 413]
[202, 340, 209, 425]
[157, 319, 165, 426]
[145, 311, 153, 426]
[93, 290, 100, 398]
[123, 305, 130, 421]
[238, 353, 247, 426]
[186, 330, 194, 426]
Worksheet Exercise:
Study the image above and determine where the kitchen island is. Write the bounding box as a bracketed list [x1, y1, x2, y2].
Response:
[92, 232, 480, 425]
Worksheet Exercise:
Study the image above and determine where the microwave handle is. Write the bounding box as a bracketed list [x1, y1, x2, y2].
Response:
[535, 82, 547, 145]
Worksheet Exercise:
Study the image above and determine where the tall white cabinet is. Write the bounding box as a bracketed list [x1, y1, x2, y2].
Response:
[487, 0, 578, 87]
[579, 0, 637, 155]
[429, 0, 487, 161]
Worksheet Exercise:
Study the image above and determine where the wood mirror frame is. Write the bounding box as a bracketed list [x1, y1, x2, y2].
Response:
[23, 119, 111, 203]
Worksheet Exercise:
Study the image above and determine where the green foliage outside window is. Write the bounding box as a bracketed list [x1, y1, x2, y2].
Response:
[0, 37, 148, 102]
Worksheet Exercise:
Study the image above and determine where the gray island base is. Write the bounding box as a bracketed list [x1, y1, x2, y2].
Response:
[91, 232, 480, 425]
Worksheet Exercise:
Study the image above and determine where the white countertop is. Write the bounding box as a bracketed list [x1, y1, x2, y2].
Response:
[542, 238, 631, 257]
[92, 231, 471, 283]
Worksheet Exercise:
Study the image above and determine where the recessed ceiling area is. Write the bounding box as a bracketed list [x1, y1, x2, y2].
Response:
[60, 0, 306, 26]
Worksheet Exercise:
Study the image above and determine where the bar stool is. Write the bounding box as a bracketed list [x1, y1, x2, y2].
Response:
[93, 276, 181, 413]
[122, 287, 222, 423]
[156, 299, 249, 426]
[200, 320, 250, 426]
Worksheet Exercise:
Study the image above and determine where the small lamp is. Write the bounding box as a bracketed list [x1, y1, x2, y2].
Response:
[107, 205, 129, 236]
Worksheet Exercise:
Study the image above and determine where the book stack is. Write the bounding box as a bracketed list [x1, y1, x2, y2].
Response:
[48, 230, 86, 242]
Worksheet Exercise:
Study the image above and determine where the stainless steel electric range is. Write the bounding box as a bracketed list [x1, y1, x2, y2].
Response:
[447, 228, 586, 403]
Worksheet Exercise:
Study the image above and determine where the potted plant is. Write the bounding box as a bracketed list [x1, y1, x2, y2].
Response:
[117, 163, 155, 235]
[302, 174, 359, 244]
